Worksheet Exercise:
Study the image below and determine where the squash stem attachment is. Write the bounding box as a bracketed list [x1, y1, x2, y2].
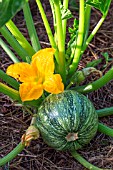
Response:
[71, 150, 110, 170]
[65, 132, 78, 142]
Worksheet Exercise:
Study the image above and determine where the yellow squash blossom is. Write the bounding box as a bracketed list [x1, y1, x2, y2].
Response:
[7, 48, 64, 102]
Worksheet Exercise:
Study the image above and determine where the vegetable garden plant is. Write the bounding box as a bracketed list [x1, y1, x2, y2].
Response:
[0, 0, 113, 169]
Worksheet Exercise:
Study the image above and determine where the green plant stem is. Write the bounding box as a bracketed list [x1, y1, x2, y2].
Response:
[23, 106, 34, 115]
[0, 83, 20, 101]
[98, 123, 113, 137]
[71, 150, 105, 170]
[0, 38, 19, 63]
[83, 5, 91, 45]
[6, 20, 35, 57]
[35, 0, 56, 50]
[24, 98, 43, 107]
[0, 142, 25, 167]
[72, 67, 113, 94]
[0, 26, 30, 62]
[35, 0, 62, 78]
[0, 114, 37, 167]
[0, 70, 19, 90]
[82, 0, 112, 54]
[54, 0, 66, 83]
[49, 0, 56, 31]
[62, 0, 69, 45]
[82, 15, 106, 54]
[23, 2, 41, 52]
[54, 0, 65, 52]
[69, 0, 85, 76]
[97, 107, 113, 117]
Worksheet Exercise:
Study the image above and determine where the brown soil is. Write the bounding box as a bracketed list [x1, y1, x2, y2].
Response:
[0, 1, 113, 170]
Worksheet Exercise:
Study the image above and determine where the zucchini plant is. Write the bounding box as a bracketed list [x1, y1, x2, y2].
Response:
[0, 0, 113, 169]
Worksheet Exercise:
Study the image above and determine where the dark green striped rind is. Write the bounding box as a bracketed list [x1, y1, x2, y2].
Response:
[36, 90, 98, 151]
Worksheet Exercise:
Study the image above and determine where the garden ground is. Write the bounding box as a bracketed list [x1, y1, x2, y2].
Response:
[0, 1, 113, 169]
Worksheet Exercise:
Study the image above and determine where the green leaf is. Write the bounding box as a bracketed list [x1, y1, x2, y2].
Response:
[86, 0, 111, 15]
[101, 52, 109, 62]
[0, 0, 26, 28]
[66, 19, 79, 62]
[69, 0, 79, 10]
[101, 52, 113, 68]
[86, 58, 102, 67]
[60, 4, 73, 20]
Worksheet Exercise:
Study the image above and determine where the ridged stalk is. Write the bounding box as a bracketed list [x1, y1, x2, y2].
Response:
[0, 83, 20, 101]
[71, 150, 106, 170]
[81, 0, 112, 55]
[49, 0, 56, 32]
[54, 0, 66, 83]
[83, 5, 91, 45]
[0, 38, 19, 63]
[0, 26, 30, 61]
[0, 143, 25, 167]
[35, 0, 56, 50]
[81, 16, 105, 54]
[23, 2, 41, 52]
[35, 0, 60, 77]
[73, 67, 113, 94]
[69, 0, 85, 76]
[98, 123, 113, 137]
[54, 0, 65, 51]
[97, 107, 113, 117]
[62, 0, 69, 47]
[6, 20, 35, 56]
[0, 70, 19, 90]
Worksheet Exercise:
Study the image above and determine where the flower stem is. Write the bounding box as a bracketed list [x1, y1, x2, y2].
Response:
[6, 20, 35, 56]
[71, 150, 106, 170]
[0, 143, 25, 167]
[68, 0, 85, 76]
[72, 67, 113, 94]
[0, 70, 19, 90]
[98, 123, 113, 137]
[0, 26, 30, 61]
[54, 0, 66, 83]
[97, 107, 113, 118]
[23, 1, 41, 52]
[0, 38, 19, 63]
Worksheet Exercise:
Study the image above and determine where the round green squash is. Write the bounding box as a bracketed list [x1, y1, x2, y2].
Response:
[36, 90, 98, 151]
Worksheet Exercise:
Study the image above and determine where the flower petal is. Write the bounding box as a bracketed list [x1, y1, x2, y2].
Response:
[19, 82, 43, 101]
[31, 48, 55, 78]
[6, 63, 36, 82]
[43, 74, 64, 94]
